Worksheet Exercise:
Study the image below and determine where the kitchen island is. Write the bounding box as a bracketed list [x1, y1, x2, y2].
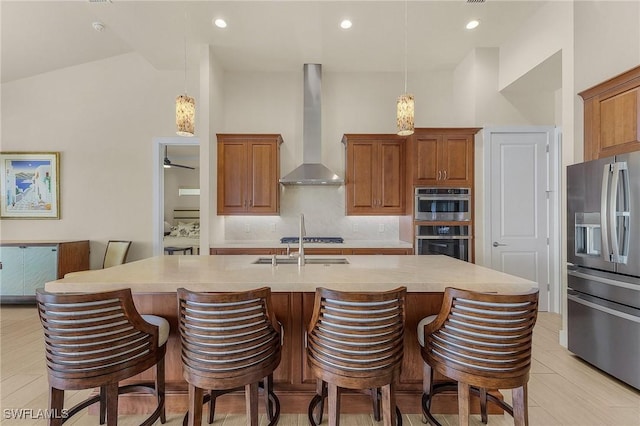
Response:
[46, 255, 535, 415]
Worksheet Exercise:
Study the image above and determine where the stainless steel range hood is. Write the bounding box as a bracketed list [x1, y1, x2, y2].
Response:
[279, 64, 344, 185]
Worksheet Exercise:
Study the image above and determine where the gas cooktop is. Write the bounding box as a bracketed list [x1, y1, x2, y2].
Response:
[280, 237, 344, 244]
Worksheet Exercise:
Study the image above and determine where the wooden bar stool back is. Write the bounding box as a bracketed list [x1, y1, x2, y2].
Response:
[177, 287, 282, 426]
[420, 287, 539, 426]
[36, 288, 168, 426]
[306, 287, 407, 426]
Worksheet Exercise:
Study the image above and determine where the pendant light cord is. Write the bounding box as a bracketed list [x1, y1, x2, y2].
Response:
[183, 11, 188, 95]
[403, 0, 408, 94]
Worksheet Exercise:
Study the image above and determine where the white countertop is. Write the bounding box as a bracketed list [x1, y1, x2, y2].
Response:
[46, 255, 535, 294]
[210, 240, 413, 249]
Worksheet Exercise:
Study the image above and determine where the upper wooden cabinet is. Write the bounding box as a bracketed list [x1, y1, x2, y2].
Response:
[217, 134, 282, 215]
[343, 134, 406, 215]
[579, 66, 640, 161]
[410, 128, 480, 187]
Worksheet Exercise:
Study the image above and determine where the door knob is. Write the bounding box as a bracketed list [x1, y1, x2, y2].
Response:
[493, 242, 508, 247]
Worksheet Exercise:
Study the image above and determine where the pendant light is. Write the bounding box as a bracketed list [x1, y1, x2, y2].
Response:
[396, 0, 414, 136]
[176, 14, 195, 137]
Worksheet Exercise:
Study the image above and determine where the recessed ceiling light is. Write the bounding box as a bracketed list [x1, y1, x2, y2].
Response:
[213, 18, 227, 29]
[340, 19, 352, 30]
[466, 20, 480, 30]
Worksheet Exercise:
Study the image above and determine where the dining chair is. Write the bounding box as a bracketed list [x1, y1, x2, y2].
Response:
[103, 240, 132, 269]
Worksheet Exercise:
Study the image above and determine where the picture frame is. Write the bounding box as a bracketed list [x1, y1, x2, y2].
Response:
[1, 152, 60, 219]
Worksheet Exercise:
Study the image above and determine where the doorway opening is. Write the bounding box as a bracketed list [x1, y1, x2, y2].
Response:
[152, 137, 200, 256]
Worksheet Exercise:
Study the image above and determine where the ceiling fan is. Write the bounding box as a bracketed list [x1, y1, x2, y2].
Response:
[163, 146, 195, 170]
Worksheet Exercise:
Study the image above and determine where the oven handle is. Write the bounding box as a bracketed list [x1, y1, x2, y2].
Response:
[568, 293, 640, 323]
[568, 269, 640, 292]
[415, 236, 470, 240]
[416, 195, 471, 201]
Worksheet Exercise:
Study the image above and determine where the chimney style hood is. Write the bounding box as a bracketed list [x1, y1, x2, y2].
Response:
[279, 64, 344, 185]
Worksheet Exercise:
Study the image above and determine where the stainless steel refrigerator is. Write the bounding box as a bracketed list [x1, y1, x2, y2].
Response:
[567, 152, 640, 390]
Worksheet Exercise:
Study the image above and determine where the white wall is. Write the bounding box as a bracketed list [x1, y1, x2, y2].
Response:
[1, 52, 190, 268]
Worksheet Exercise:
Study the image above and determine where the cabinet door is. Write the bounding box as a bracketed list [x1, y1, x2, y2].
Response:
[23, 246, 57, 296]
[217, 141, 248, 214]
[248, 140, 279, 214]
[413, 135, 441, 185]
[378, 141, 404, 212]
[441, 134, 473, 186]
[346, 141, 377, 214]
[0, 247, 24, 296]
[596, 87, 640, 158]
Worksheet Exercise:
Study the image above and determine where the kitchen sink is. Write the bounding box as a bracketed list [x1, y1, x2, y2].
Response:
[252, 257, 349, 265]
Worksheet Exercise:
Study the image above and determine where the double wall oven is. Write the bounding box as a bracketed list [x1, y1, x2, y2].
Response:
[414, 188, 471, 261]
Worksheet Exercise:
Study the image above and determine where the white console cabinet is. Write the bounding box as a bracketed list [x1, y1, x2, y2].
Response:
[0, 241, 90, 303]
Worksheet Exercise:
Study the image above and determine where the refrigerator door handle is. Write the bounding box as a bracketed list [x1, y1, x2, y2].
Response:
[601, 163, 611, 261]
[609, 161, 629, 264]
[568, 269, 640, 292]
[568, 294, 640, 323]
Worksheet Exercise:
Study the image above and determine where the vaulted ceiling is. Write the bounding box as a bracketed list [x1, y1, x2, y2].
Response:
[2, 1, 546, 83]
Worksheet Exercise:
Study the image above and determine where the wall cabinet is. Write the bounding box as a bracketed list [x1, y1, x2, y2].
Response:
[217, 134, 282, 215]
[579, 65, 640, 161]
[411, 128, 480, 187]
[343, 134, 406, 215]
[0, 241, 90, 302]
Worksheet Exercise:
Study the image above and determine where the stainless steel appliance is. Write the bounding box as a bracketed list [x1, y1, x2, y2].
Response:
[567, 152, 640, 390]
[415, 188, 471, 221]
[415, 224, 471, 261]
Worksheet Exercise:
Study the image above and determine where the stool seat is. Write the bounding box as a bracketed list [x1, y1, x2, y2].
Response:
[142, 315, 170, 346]
[416, 315, 437, 347]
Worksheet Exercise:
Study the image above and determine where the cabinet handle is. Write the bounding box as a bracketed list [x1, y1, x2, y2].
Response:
[249, 199, 252, 207]
[437, 171, 442, 180]
[443, 170, 447, 180]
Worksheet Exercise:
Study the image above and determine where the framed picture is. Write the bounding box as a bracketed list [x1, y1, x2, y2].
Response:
[1, 152, 60, 219]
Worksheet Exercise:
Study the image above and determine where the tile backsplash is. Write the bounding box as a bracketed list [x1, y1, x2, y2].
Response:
[223, 186, 401, 241]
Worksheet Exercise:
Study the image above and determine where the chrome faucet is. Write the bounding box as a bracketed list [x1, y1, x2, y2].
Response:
[298, 213, 306, 266]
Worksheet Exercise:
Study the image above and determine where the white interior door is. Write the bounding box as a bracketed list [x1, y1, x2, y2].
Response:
[485, 127, 557, 311]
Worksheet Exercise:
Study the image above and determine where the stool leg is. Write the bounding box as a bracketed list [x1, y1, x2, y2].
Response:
[264, 375, 274, 420]
[512, 385, 528, 426]
[49, 387, 64, 426]
[422, 361, 434, 423]
[99, 385, 107, 424]
[208, 391, 216, 424]
[371, 388, 381, 421]
[104, 383, 119, 426]
[188, 384, 203, 426]
[328, 382, 341, 426]
[245, 382, 259, 426]
[479, 387, 488, 424]
[457, 382, 470, 426]
[156, 356, 166, 423]
[381, 383, 397, 426]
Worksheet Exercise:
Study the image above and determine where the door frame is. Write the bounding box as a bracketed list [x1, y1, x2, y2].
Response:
[482, 126, 562, 313]
[152, 137, 200, 257]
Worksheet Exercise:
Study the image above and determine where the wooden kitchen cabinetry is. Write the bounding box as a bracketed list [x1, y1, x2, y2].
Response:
[410, 128, 480, 187]
[343, 134, 406, 215]
[217, 134, 282, 215]
[0, 240, 89, 303]
[579, 65, 640, 161]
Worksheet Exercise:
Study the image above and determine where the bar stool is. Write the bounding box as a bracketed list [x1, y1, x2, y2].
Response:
[177, 287, 282, 426]
[36, 288, 168, 426]
[419, 287, 539, 426]
[306, 287, 406, 426]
